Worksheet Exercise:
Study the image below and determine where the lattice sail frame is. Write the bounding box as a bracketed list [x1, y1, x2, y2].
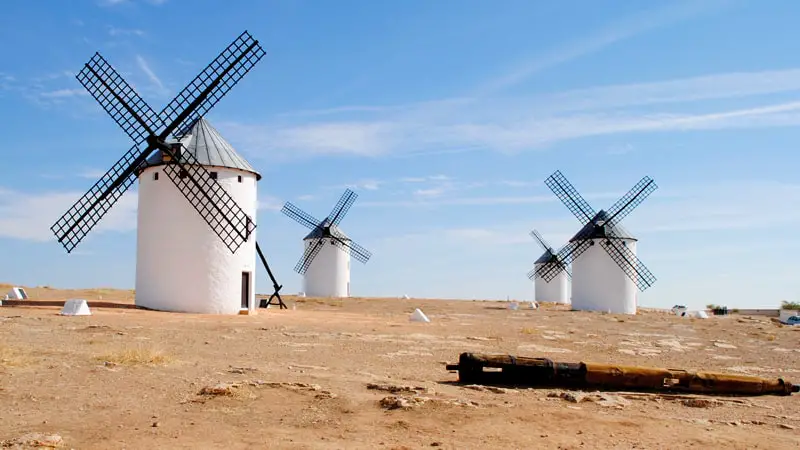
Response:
[282, 189, 373, 275]
[534, 170, 658, 291]
[527, 229, 571, 281]
[51, 31, 266, 254]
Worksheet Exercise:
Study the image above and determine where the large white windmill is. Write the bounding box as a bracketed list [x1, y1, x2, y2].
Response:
[50, 31, 286, 315]
[135, 118, 262, 314]
[534, 170, 658, 314]
[281, 189, 372, 297]
[527, 229, 570, 304]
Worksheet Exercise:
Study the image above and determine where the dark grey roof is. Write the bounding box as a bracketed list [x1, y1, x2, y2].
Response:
[303, 218, 351, 241]
[534, 249, 557, 265]
[568, 210, 637, 242]
[141, 117, 261, 180]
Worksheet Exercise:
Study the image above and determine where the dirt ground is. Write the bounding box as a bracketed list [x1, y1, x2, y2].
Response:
[1, 284, 799, 449]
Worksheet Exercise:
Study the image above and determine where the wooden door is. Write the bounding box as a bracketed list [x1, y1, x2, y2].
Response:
[241, 272, 250, 309]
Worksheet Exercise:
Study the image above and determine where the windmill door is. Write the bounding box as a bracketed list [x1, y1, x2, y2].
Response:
[241, 272, 251, 309]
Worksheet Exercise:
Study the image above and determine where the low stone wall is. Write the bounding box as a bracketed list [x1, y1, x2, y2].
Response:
[730, 309, 780, 317]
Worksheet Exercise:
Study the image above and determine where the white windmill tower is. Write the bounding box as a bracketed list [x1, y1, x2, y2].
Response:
[527, 229, 570, 304]
[135, 118, 262, 314]
[49, 31, 286, 314]
[281, 189, 372, 297]
[534, 170, 658, 315]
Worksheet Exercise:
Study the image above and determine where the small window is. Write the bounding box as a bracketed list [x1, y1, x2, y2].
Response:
[210, 172, 218, 180]
[237, 175, 242, 183]
[153, 172, 159, 181]
[179, 169, 188, 179]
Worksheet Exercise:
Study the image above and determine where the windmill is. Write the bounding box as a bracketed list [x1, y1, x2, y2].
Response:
[281, 189, 372, 297]
[526, 229, 570, 304]
[49, 30, 286, 314]
[535, 170, 657, 314]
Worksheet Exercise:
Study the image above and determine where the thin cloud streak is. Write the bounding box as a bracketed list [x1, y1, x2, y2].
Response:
[108, 26, 145, 37]
[225, 64, 800, 160]
[230, 99, 800, 159]
[358, 194, 615, 208]
[473, 0, 736, 95]
[0, 188, 137, 242]
[135, 55, 165, 92]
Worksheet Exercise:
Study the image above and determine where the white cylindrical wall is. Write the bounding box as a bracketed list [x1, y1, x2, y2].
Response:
[302, 238, 351, 297]
[533, 263, 570, 304]
[571, 239, 638, 315]
[135, 166, 258, 314]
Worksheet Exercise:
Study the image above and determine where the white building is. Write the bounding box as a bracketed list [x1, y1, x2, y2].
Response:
[302, 219, 351, 297]
[134, 118, 260, 315]
[570, 211, 638, 315]
[532, 252, 570, 304]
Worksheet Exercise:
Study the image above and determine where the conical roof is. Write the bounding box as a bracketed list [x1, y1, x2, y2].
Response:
[141, 117, 261, 180]
[568, 210, 636, 242]
[303, 218, 351, 241]
[534, 249, 557, 265]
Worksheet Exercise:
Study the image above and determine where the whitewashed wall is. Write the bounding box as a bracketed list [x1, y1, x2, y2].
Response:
[571, 239, 638, 314]
[135, 166, 258, 314]
[302, 238, 351, 297]
[533, 263, 570, 304]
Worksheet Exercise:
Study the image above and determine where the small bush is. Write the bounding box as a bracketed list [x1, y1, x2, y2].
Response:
[781, 301, 800, 310]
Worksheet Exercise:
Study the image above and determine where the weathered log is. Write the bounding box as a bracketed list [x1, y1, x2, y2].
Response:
[445, 353, 799, 396]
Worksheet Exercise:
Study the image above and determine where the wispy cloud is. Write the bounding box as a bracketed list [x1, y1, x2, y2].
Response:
[0, 188, 137, 242]
[0, 70, 98, 112]
[98, 0, 166, 6]
[630, 180, 800, 235]
[108, 26, 145, 37]
[135, 55, 166, 94]
[226, 65, 800, 160]
[39, 88, 88, 99]
[257, 195, 283, 211]
[77, 168, 107, 179]
[541, 68, 800, 113]
[224, 121, 394, 159]
[475, 0, 735, 95]
[360, 194, 558, 208]
[373, 180, 800, 261]
[97, 0, 128, 6]
[344, 179, 381, 191]
[325, 175, 539, 199]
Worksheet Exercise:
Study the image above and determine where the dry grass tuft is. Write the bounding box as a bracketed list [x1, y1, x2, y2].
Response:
[295, 297, 344, 307]
[95, 346, 173, 366]
[0, 345, 34, 368]
[520, 327, 538, 335]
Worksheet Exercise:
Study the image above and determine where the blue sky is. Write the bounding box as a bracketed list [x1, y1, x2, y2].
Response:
[1, 0, 800, 310]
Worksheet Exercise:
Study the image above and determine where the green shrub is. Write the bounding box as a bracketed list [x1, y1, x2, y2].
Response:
[781, 301, 800, 310]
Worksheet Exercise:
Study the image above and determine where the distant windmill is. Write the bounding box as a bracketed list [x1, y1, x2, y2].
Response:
[281, 189, 372, 297]
[49, 31, 286, 314]
[535, 170, 657, 314]
[527, 229, 570, 304]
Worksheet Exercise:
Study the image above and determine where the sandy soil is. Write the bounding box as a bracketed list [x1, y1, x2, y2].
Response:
[1, 283, 799, 449]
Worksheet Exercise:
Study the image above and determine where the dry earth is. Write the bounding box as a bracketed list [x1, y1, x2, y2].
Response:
[1, 283, 799, 449]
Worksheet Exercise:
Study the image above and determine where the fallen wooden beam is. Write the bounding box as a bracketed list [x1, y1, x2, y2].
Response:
[445, 353, 799, 396]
